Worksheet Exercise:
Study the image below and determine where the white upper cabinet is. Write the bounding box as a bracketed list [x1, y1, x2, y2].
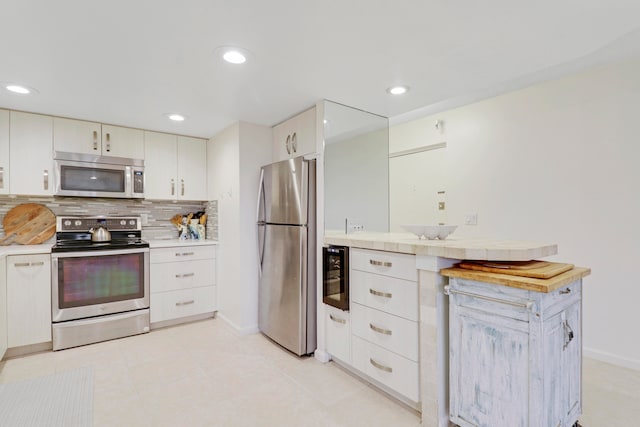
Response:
[9, 111, 54, 196]
[144, 131, 207, 201]
[272, 106, 317, 161]
[53, 117, 144, 159]
[177, 136, 208, 201]
[0, 109, 9, 194]
[101, 124, 144, 159]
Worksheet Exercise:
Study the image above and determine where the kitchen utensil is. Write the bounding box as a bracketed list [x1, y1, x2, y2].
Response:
[170, 214, 182, 229]
[458, 260, 574, 279]
[88, 225, 111, 242]
[200, 214, 207, 225]
[0, 203, 56, 245]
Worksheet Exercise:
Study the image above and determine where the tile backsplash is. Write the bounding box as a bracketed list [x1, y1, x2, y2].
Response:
[0, 196, 218, 242]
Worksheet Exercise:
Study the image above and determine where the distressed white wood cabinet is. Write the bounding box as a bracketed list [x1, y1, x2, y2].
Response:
[150, 244, 217, 326]
[6, 253, 52, 348]
[447, 277, 583, 427]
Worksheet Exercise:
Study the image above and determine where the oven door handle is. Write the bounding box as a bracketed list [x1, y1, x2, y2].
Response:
[51, 247, 150, 259]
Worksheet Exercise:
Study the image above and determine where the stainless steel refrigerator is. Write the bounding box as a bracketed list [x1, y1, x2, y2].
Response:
[257, 156, 316, 356]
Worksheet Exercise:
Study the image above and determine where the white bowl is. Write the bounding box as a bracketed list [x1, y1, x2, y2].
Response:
[423, 226, 440, 240]
[400, 224, 425, 239]
[437, 225, 457, 240]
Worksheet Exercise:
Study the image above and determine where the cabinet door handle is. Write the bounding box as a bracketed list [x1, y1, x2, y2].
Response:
[563, 319, 574, 350]
[175, 252, 195, 257]
[369, 259, 392, 267]
[43, 169, 49, 190]
[369, 288, 392, 299]
[0, 166, 4, 189]
[329, 314, 346, 324]
[370, 358, 393, 373]
[176, 300, 195, 306]
[171, 178, 175, 196]
[181, 179, 185, 196]
[13, 261, 44, 267]
[291, 132, 297, 153]
[285, 134, 291, 155]
[369, 323, 392, 335]
[93, 130, 98, 150]
[175, 273, 195, 278]
[105, 132, 111, 152]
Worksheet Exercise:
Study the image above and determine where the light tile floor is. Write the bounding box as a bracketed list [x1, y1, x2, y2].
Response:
[0, 318, 638, 426]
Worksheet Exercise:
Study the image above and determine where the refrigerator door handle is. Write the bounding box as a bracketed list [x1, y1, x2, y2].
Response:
[257, 168, 266, 277]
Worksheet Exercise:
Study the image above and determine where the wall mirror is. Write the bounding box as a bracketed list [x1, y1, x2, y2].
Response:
[323, 100, 389, 233]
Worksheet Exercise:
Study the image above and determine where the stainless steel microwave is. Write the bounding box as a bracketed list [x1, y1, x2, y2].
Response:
[54, 151, 144, 198]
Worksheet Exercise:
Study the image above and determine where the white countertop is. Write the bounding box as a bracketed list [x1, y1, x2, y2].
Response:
[323, 232, 557, 261]
[0, 243, 53, 257]
[147, 239, 219, 249]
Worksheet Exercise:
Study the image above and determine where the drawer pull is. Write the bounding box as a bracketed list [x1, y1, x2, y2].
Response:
[369, 259, 392, 267]
[14, 261, 44, 267]
[369, 288, 392, 299]
[370, 358, 393, 373]
[559, 288, 571, 295]
[175, 252, 195, 257]
[329, 314, 346, 324]
[369, 323, 392, 335]
[175, 273, 195, 278]
[176, 300, 195, 306]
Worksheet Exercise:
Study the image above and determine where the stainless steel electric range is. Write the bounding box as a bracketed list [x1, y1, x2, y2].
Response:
[51, 216, 150, 350]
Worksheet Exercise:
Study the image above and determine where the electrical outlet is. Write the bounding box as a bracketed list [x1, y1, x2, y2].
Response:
[464, 213, 478, 225]
[140, 213, 149, 225]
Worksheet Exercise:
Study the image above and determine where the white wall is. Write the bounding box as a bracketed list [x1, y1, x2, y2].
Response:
[207, 122, 272, 333]
[390, 56, 640, 369]
[324, 128, 389, 232]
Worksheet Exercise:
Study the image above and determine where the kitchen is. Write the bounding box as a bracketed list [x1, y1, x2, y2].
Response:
[1, 2, 640, 426]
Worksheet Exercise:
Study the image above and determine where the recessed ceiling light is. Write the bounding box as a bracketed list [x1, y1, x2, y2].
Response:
[387, 85, 409, 95]
[223, 50, 246, 64]
[214, 46, 253, 65]
[166, 114, 186, 122]
[3, 83, 38, 95]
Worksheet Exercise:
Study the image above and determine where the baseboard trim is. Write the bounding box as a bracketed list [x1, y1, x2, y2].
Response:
[584, 347, 640, 371]
[216, 312, 259, 335]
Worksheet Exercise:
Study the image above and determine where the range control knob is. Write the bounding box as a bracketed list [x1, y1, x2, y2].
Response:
[120, 220, 127, 226]
[129, 220, 136, 226]
[64, 220, 72, 226]
[74, 220, 82, 226]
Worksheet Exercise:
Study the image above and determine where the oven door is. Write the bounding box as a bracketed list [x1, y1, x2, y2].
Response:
[51, 247, 150, 322]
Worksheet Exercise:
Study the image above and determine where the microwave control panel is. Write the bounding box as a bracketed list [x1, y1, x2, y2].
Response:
[133, 170, 144, 194]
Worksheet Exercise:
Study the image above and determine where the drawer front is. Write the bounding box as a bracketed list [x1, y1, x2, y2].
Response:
[150, 259, 216, 293]
[151, 245, 216, 263]
[350, 270, 418, 321]
[150, 286, 216, 323]
[325, 305, 351, 363]
[351, 303, 418, 361]
[352, 335, 419, 402]
[351, 248, 416, 281]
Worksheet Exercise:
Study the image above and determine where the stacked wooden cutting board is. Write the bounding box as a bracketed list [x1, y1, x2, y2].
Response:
[447, 259, 590, 293]
[0, 203, 56, 245]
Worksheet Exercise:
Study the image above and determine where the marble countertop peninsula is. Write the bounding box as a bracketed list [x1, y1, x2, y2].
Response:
[323, 232, 557, 261]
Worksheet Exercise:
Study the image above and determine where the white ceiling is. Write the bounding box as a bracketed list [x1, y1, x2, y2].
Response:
[2, 1, 640, 139]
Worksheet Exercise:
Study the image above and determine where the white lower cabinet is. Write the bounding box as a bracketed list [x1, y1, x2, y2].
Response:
[325, 304, 351, 363]
[150, 244, 217, 325]
[6, 254, 52, 347]
[352, 335, 420, 402]
[325, 248, 419, 404]
[448, 277, 583, 427]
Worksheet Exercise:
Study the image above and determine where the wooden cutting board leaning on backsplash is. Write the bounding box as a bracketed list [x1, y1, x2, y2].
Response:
[458, 260, 574, 279]
[0, 203, 56, 245]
